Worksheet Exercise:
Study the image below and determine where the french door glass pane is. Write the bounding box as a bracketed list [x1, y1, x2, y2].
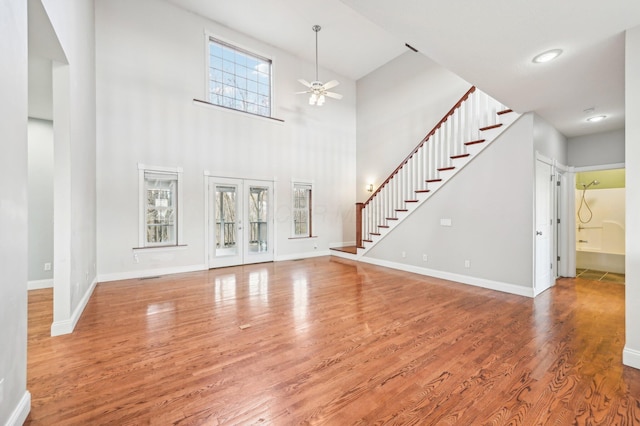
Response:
[248, 186, 268, 253]
[215, 185, 237, 257]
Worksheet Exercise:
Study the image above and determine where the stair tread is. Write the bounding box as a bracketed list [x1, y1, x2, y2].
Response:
[370, 232, 381, 236]
[378, 225, 390, 228]
[405, 200, 419, 203]
[479, 123, 503, 131]
[387, 217, 399, 220]
[437, 166, 455, 171]
[415, 189, 431, 193]
[465, 139, 486, 146]
[450, 153, 470, 159]
[497, 109, 513, 115]
[363, 240, 373, 243]
[395, 209, 408, 212]
[426, 179, 442, 183]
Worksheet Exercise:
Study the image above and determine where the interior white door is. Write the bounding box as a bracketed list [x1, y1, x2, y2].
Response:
[208, 177, 273, 268]
[535, 160, 554, 295]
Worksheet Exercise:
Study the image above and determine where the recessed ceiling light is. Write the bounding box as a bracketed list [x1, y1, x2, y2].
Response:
[532, 49, 563, 64]
[586, 115, 607, 123]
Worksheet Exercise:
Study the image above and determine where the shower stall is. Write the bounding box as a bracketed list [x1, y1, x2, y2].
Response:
[575, 169, 625, 274]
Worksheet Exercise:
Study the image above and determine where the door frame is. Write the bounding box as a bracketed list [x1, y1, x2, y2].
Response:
[534, 156, 554, 295]
[534, 153, 571, 295]
[204, 173, 275, 268]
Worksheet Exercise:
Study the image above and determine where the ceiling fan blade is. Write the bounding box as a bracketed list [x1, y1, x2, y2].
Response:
[325, 91, 343, 100]
[322, 80, 340, 90]
[295, 90, 311, 94]
[298, 79, 312, 88]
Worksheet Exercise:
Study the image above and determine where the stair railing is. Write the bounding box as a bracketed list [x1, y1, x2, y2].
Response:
[356, 86, 507, 248]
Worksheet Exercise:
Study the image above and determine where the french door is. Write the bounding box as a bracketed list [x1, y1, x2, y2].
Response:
[207, 177, 274, 268]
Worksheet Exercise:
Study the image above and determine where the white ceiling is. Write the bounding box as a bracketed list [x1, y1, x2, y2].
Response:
[166, 0, 640, 138]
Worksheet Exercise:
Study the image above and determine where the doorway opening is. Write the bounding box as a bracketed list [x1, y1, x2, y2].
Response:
[574, 168, 625, 284]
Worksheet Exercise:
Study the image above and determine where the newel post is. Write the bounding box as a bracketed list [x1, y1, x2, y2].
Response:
[356, 202, 364, 248]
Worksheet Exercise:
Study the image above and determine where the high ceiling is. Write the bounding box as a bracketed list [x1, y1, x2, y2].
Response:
[166, 0, 640, 138]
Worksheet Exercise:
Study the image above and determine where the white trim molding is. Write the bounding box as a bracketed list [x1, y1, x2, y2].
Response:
[623, 347, 640, 370]
[358, 256, 535, 298]
[97, 264, 207, 284]
[28, 278, 53, 290]
[5, 390, 31, 426]
[276, 250, 330, 262]
[51, 277, 98, 336]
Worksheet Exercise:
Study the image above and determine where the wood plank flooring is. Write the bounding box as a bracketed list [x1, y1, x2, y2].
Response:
[25, 257, 640, 425]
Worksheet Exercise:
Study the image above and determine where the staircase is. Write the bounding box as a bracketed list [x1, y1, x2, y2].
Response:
[354, 86, 520, 255]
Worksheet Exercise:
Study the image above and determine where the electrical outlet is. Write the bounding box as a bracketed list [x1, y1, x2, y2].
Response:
[313, 243, 318, 250]
[401, 251, 406, 258]
[44, 262, 51, 271]
[464, 260, 470, 268]
[134, 253, 139, 263]
[423, 254, 428, 262]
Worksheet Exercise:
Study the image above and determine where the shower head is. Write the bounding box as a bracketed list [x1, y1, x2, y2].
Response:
[582, 180, 600, 189]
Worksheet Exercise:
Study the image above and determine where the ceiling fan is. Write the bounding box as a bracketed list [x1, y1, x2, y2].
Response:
[297, 25, 343, 106]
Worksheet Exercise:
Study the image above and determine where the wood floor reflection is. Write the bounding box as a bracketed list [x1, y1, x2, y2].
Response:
[26, 257, 640, 425]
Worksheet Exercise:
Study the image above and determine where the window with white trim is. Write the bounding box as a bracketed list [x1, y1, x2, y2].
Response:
[207, 35, 272, 117]
[292, 182, 312, 237]
[138, 164, 183, 247]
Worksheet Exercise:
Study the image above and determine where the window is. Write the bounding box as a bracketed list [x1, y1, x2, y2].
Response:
[207, 35, 272, 117]
[138, 164, 183, 248]
[292, 182, 312, 237]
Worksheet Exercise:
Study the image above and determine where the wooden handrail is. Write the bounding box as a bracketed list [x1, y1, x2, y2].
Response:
[363, 86, 476, 207]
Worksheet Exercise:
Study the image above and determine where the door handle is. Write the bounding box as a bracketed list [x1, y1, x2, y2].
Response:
[536, 231, 542, 235]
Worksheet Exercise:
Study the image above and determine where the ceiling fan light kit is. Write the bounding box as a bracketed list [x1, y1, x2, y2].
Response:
[297, 24, 343, 106]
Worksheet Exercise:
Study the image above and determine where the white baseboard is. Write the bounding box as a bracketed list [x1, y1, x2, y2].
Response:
[97, 264, 207, 283]
[359, 256, 534, 298]
[275, 250, 330, 262]
[5, 390, 30, 426]
[28, 278, 53, 290]
[51, 277, 98, 336]
[623, 347, 640, 370]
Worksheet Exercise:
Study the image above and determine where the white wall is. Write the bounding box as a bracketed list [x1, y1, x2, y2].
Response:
[534, 113, 567, 164]
[38, 0, 97, 334]
[0, 0, 30, 423]
[568, 128, 625, 167]
[365, 114, 536, 292]
[27, 118, 54, 283]
[356, 51, 470, 202]
[95, 0, 356, 278]
[624, 26, 640, 370]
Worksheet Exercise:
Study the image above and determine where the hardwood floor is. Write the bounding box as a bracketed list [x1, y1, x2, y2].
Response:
[25, 257, 640, 425]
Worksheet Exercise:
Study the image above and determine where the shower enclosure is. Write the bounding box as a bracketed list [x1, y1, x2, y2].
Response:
[575, 169, 625, 274]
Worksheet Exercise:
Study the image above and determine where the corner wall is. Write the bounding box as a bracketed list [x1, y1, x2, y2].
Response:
[39, 0, 97, 334]
[0, 0, 31, 423]
[624, 26, 640, 370]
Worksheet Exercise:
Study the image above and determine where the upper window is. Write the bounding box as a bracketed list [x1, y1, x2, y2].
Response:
[207, 36, 272, 117]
